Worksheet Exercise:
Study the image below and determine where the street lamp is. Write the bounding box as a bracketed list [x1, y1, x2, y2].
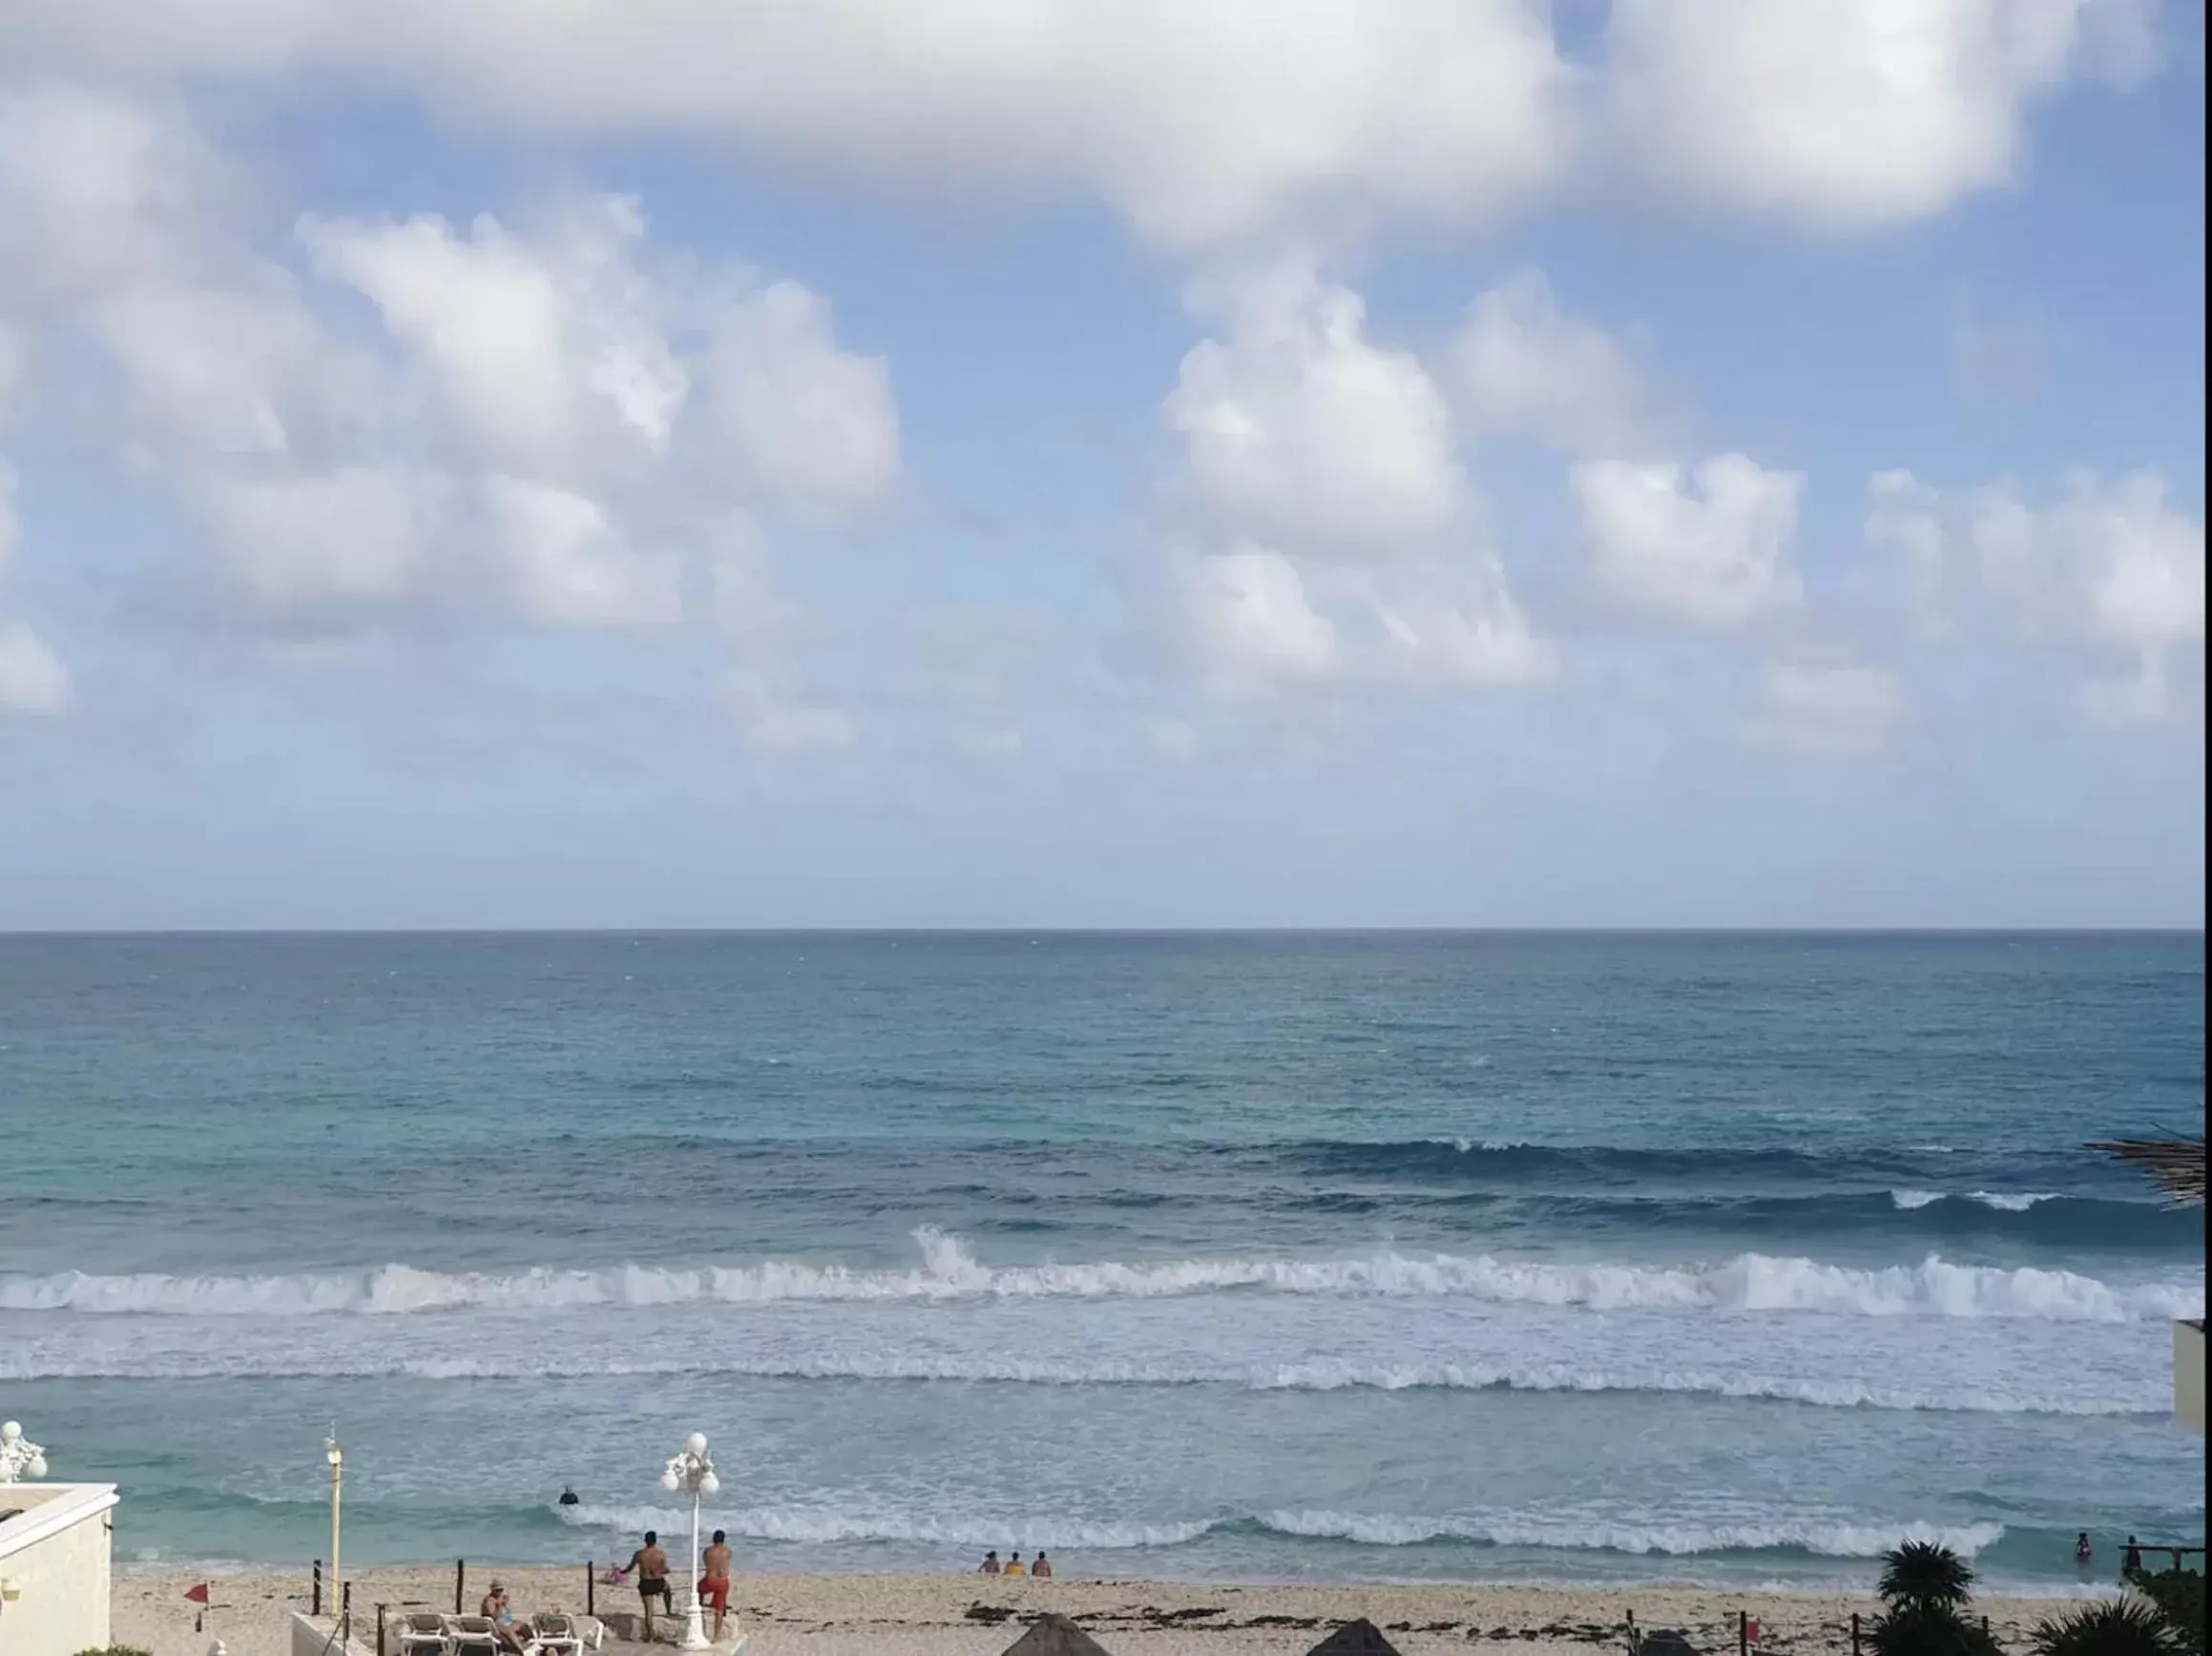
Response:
[324, 1436, 344, 1633]
[0, 1423, 47, 1485]
[658, 1434, 720, 1651]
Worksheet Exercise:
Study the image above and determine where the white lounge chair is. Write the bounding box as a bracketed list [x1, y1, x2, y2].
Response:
[444, 1614, 502, 1656]
[527, 1612, 585, 1656]
[396, 1612, 451, 1656]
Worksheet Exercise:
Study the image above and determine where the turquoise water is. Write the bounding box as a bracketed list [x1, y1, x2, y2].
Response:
[1, 932, 2202, 1589]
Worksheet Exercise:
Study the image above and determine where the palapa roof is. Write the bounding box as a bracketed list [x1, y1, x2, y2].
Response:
[999, 1612, 1116, 1656]
[2090, 1138, 2207, 1206]
[1305, 1620, 1406, 1656]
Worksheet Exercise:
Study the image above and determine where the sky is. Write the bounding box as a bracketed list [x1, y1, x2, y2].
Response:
[0, 0, 2202, 930]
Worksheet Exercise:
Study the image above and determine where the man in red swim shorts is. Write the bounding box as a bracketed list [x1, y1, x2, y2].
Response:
[699, 1530, 734, 1644]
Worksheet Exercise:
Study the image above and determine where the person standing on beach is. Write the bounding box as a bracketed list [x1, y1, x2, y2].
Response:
[630, 1530, 672, 1639]
[699, 1529, 734, 1644]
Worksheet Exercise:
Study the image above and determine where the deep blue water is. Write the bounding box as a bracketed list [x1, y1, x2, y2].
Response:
[1, 933, 2202, 1589]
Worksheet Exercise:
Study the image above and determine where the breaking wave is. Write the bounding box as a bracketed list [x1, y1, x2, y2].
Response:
[553, 1501, 2006, 1560]
[4, 1231, 2198, 1321]
[0, 1347, 2158, 1415]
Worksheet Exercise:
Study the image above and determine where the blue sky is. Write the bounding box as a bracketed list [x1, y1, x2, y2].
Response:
[0, 1, 2202, 928]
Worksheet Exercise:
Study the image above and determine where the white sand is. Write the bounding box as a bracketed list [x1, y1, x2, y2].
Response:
[115, 1567, 2079, 1656]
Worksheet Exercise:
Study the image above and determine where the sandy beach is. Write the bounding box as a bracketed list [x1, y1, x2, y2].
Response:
[115, 1568, 2086, 1656]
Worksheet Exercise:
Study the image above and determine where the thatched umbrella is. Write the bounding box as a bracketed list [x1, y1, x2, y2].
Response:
[999, 1611, 1116, 1656]
[2089, 1138, 2207, 1206]
[1304, 1620, 1406, 1656]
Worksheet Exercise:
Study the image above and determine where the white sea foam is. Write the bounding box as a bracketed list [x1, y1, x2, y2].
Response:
[3, 1232, 2197, 1322]
[1889, 1189, 2059, 1213]
[556, 1503, 1211, 1550]
[0, 1347, 2156, 1415]
[1259, 1511, 2008, 1559]
[553, 1501, 2005, 1559]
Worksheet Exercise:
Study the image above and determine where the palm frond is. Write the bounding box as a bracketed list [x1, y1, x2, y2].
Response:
[2089, 1139, 2208, 1207]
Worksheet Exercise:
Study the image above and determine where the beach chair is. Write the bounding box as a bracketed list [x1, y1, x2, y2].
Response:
[443, 1614, 502, 1656]
[527, 1612, 585, 1656]
[396, 1612, 452, 1656]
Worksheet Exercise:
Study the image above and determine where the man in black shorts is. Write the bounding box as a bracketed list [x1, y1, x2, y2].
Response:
[629, 1530, 672, 1638]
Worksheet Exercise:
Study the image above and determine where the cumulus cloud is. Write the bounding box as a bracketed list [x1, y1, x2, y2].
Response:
[0, 83, 901, 733]
[1169, 260, 1463, 554]
[1575, 453, 1805, 628]
[1446, 268, 1669, 455]
[0, 0, 1573, 249]
[1148, 257, 1549, 700]
[1867, 466, 2205, 722]
[1166, 544, 1343, 691]
[0, 458, 71, 715]
[1603, 0, 2161, 229]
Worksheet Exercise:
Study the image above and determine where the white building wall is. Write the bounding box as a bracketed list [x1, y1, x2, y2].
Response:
[2178, 1318, 2205, 1436]
[0, 1486, 117, 1656]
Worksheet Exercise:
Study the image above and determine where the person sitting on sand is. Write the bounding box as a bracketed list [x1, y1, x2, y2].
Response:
[631, 1530, 673, 1638]
[1032, 1552, 1053, 1580]
[979, 1551, 1001, 1575]
[699, 1529, 734, 1644]
[1004, 1552, 1027, 1578]
[481, 1583, 528, 1654]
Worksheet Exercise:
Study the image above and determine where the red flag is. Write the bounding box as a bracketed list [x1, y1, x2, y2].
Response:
[184, 1583, 211, 1604]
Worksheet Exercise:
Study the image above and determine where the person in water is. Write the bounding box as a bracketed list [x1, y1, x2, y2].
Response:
[630, 1530, 672, 1638]
[1004, 1552, 1028, 1578]
[558, 1486, 580, 1508]
[978, 1551, 1001, 1575]
[2076, 1533, 2095, 1569]
[1032, 1552, 1053, 1580]
[2123, 1536, 2144, 1579]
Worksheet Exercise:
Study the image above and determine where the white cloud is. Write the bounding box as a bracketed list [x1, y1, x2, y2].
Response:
[1603, 0, 2160, 229]
[1446, 268, 1667, 455]
[479, 474, 682, 629]
[1365, 575, 1555, 687]
[1169, 260, 1463, 554]
[0, 83, 230, 307]
[1575, 453, 1805, 628]
[1868, 467, 2205, 723]
[1750, 660, 1908, 756]
[0, 617, 72, 714]
[1168, 544, 1342, 691]
[198, 466, 436, 618]
[699, 282, 900, 517]
[1, 1, 1572, 249]
[300, 199, 687, 472]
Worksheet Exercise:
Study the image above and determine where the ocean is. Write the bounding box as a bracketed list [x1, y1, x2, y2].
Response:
[2, 932, 2203, 1592]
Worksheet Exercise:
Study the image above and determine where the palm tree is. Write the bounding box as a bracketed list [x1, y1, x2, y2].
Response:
[1881, 1541, 1978, 1614]
[2030, 1598, 2185, 1656]
[1868, 1542, 1997, 1656]
[2087, 1138, 2206, 1207]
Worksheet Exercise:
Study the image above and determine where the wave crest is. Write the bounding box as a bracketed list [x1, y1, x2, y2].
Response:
[4, 1232, 2197, 1323]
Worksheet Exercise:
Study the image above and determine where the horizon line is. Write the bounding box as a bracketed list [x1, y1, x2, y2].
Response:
[1, 925, 2203, 938]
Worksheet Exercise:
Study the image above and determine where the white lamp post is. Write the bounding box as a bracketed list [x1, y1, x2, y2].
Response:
[658, 1434, 720, 1651]
[0, 1423, 47, 1485]
[324, 1436, 344, 1631]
